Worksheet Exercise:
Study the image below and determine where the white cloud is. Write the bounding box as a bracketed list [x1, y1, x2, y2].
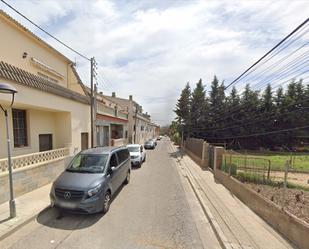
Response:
[2, 0, 309, 125]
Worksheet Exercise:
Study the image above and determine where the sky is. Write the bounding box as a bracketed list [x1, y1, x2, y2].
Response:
[1, 0, 309, 125]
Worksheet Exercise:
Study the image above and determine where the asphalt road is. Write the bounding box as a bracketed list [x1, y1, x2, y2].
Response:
[0, 138, 215, 249]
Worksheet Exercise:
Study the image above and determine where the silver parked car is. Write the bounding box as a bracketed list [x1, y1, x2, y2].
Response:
[50, 146, 131, 214]
[144, 140, 155, 149]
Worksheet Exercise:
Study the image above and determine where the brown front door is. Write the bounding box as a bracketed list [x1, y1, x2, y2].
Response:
[81, 132, 89, 150]
[39, 134, 53, 152]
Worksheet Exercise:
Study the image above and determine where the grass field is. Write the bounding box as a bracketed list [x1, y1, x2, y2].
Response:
[236, 151, 309, 171]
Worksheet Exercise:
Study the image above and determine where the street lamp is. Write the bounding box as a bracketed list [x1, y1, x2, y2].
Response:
[0, 82, 17, 218]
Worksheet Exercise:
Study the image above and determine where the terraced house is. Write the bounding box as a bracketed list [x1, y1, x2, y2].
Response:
[104, 92, 160, 144]
[94, 90, 129, 147]
[0, 10, 91, 204]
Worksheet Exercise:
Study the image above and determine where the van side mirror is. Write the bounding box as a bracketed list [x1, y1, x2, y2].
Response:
[108, 166, 115, 175]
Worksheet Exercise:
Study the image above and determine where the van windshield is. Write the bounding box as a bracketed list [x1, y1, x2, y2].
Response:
[66, 154, 108, 173]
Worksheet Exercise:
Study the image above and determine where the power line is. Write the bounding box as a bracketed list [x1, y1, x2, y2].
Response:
[243, 42, 309, 86]
[187, 42, 309, 118]
[250, 62, 309, 91]
[210, 72, 308, 123]
[207, 39, 309, 120]
[225, 21, 309, 90]
[0, 0, 90, 61]
[225, 17, 309, 90]
[249, 49, 309, 90]
[205, 125, 309, 140]
[244, 25, 309, 81]
[209, 50, 309, 123]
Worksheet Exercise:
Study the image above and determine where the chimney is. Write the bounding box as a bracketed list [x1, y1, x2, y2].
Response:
[129, 95, 133, 101]
[112, 92, 116, 97]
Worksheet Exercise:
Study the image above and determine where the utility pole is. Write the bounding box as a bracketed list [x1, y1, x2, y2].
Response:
[90, 57, 97, 148]
[94, 83, 97, 146]
[134, 106, 138, 144]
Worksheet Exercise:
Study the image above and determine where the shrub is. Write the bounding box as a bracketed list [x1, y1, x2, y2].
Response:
[221, 163, 237, 176]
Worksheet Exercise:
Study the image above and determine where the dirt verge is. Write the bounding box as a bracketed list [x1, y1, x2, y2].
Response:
[244, 182, 309, 224]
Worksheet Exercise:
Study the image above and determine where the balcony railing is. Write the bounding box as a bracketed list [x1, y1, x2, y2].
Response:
[97, 102, 115, 116]
[0, 147, 70, 172]
[97, 102, 128, 120]
[111, 138, 127, 147]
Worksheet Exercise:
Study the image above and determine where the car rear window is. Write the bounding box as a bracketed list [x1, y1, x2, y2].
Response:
[127, 146, 139, 152]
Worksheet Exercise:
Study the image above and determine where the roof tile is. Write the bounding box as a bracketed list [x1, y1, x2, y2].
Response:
[0, 61, 90, 104]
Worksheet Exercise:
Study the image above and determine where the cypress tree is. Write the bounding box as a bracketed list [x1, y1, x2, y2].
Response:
[174, 82, 191, 137]
[190, 79, 206, 137]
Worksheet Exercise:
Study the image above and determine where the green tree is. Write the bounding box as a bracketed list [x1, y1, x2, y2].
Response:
[208, 76, 226, 136]
[224, 86, 241, 138]
[173, 75, 308, 150]
[238, 84, 260, 148]
[261, 84, 273, 113]
[274, 87, 284, 108]
[258, 84, 275, 147]
[169, 121, 180, 144]
[174, 82, 191, 135]
[190, 79, 206, 136]
[209, 76, 225, 111]
[227, 86, 240, 107]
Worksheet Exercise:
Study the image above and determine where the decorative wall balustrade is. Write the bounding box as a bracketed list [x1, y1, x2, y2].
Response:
[0, 147, 69, 172]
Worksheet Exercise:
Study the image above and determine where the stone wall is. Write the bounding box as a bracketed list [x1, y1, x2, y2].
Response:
[0, 157, 69, 204]
[184, 138, 210, 168]
[184, 148, 203, 166]
[184, 138, 204, 158]
[214, 170, 309, 249]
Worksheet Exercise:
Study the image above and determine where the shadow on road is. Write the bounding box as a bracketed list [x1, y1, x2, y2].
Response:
[131, 165, 142, 170]
[36, 184, 125, 230]
[0, 216, 11, 224]
[169, 146, 186, 163]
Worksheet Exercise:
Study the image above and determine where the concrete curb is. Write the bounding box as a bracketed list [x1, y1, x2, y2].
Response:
[182, 164, 232, 249]
[0, 204, 51, 241]
[169, 143, 230, 249]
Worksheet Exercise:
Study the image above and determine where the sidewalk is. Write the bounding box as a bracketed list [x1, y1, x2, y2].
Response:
[170, 144, 296, 249]
[0, 183, 51, 240]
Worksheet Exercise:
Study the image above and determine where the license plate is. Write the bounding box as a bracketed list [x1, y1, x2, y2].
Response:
[59, 201, 76, 209]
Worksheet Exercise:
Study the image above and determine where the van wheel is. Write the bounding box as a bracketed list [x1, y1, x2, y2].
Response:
[102, 191, 111, 214]
[124, 170, 130, 184]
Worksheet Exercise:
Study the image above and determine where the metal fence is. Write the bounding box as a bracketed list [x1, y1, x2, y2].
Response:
[221, 152, 271, 182]
[221, 151, 309, 190]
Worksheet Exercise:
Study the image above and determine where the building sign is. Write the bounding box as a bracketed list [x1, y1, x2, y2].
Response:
[31, 57, 64, 79]
[37, 72, 58, 84]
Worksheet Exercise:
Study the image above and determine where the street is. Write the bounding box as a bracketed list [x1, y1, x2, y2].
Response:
[0, 139, 218, 249]
[0, 2, 308, 249]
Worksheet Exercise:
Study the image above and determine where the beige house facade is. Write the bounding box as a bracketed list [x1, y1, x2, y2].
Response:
[0, 10, 91, 160]
[0, 10, 159, 204]
[95, 91, 129, 147]
[104, 93, 159, 144]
